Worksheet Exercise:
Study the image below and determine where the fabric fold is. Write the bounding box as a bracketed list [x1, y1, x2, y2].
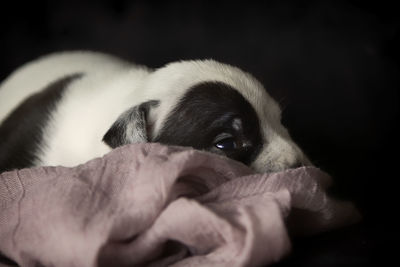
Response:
[0, 143, 360, 266]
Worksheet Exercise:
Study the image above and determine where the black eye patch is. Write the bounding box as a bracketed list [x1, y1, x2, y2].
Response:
[154, 81, 263, 165]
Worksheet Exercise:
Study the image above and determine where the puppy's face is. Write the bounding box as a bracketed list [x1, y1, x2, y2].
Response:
[103, 60, 310, 173]
[154, 81, 263, 165]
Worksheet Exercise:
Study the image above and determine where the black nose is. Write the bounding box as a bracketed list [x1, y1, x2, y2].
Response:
[289, 161, 304, 169]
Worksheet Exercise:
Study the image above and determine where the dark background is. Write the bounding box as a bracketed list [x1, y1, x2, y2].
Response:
[1, 0, 398, 265]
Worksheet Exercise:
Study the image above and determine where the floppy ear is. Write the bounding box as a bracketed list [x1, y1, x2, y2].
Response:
[102, 100, 159, 148]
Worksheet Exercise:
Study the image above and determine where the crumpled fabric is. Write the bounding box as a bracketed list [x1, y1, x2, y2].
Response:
[0, 143, 360, 267]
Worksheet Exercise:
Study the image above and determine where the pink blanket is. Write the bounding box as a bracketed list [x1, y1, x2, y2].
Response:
[0, 143, 360, 266]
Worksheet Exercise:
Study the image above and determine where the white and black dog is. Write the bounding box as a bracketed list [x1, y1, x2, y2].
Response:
[0, 51, 310, 173]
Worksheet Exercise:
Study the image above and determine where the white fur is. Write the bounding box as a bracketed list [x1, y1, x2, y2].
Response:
[0, 51, 309, 172]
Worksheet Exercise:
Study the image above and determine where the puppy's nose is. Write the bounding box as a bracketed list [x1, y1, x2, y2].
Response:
[289, 161, 304, 169]
[289, 155, 312, 169]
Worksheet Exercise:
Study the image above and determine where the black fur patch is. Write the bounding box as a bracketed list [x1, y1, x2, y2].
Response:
[0, 73, 83, 172]
[154, 81, 263, 165]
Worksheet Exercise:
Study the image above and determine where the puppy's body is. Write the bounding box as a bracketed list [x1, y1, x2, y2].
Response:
[0, 51, 309, 173]
[0, 52, 149, 168]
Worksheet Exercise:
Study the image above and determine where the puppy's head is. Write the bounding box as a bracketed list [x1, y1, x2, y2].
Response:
[103, 60, 310, 173]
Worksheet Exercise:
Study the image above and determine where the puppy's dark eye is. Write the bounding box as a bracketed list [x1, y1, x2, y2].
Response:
[215, 137, 237, 150]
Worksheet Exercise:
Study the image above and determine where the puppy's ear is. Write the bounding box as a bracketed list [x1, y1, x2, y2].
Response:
[102, 100, 159, 148]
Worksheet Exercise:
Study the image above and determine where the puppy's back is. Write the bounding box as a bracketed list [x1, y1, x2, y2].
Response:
[0, 51, 131, 124]
[0, 51, 141, 171]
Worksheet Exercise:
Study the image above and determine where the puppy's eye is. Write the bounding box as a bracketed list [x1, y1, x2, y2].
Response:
[215, 137, 237, 150]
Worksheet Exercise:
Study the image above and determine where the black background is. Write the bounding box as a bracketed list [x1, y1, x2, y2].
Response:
[1, 0, 399, 265]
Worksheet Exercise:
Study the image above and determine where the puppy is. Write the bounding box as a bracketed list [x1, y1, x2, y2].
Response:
[0, 51, 310, 173]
